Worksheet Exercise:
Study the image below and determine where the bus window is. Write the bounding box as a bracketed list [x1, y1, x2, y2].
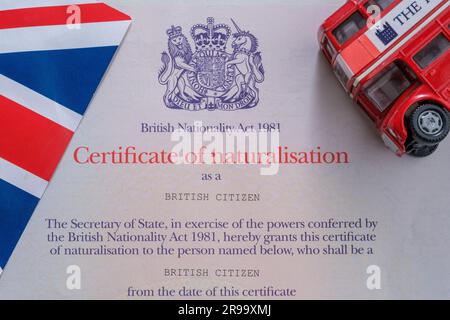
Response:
[323, 36, 337, 60]
[363, 62, 416, 112]
[364, 0, 395, 11]
[332, 11, 366, 45]
[414, 34, 450, 69]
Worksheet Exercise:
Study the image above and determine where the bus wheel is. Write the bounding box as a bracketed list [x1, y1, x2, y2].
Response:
[406, 142, 438, 158]
[410, 104, 450, 144]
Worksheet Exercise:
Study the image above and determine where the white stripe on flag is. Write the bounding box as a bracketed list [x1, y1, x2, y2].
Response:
[0, 0, 98, 10]
[0, 20, 131, 54]
[0, 158, 49, 199]
[0, 75, 82, 132]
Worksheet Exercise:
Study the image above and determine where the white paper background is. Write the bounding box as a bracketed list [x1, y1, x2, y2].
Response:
[0, 0, 449, 299]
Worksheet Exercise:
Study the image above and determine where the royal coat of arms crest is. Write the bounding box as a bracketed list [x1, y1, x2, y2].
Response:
[158, 18, 265, 111]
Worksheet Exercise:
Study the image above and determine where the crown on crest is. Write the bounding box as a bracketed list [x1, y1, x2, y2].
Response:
[167, 25, 183, 39]
[191, 17, 231, 51]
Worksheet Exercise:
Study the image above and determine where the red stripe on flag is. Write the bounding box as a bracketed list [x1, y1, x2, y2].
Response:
[0, 3, 131, 30]
[0, 96, 73, 181]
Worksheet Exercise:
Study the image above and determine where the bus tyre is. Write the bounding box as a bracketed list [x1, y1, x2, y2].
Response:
[410, 104, 450, 145]
[407, 143, 438, 158]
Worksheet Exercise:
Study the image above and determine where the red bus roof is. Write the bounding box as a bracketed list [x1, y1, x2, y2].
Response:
[325, 0, 449, 87]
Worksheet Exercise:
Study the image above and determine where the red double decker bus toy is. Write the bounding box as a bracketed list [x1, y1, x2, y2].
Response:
[319, 0, 449, 157]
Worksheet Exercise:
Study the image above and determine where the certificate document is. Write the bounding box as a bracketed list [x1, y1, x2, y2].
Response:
[0, 0, 449, 300]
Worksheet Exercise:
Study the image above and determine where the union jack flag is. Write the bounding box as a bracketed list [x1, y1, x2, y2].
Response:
[0, 0, 131, 276]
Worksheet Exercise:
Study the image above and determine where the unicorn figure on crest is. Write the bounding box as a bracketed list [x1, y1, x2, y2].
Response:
[225, 19, 265, 108]
[158, 18, 265, 111]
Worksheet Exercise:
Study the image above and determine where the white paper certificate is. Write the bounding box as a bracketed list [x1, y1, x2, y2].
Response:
[0, 0, 449, 300]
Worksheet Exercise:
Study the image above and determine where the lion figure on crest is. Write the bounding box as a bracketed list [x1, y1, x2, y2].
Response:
[158, 25, 198, 107]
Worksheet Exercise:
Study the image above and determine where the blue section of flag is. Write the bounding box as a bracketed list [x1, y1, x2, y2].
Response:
[0, 46, 118, 116]
[0, 179, 39, 270]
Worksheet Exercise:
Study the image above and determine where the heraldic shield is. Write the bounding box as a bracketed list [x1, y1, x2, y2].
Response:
[158, 17, 265, 111]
